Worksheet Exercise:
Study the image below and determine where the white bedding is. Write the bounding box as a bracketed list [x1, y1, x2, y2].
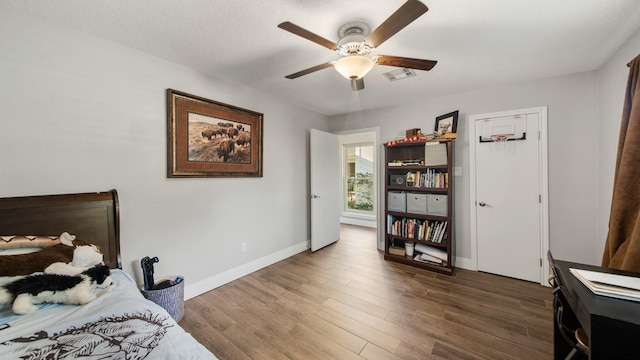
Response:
[0, 269, 216, 359]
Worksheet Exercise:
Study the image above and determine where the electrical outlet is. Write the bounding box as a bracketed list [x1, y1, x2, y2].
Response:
[241, 242, 247, 253]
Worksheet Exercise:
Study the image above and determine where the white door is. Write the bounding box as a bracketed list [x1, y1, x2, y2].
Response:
[310, 129, 341, 251]
[469, 107, 549, 284]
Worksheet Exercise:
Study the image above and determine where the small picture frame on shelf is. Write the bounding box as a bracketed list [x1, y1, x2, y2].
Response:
[434, 110, 459, 136]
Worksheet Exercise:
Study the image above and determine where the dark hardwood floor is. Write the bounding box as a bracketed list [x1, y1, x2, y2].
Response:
[180, 224, 553, 359]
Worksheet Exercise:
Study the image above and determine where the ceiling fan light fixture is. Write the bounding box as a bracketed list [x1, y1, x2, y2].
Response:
[334, 55, 375, 80]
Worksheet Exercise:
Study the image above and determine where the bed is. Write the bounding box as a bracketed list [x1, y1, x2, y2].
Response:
[0, 189, 217, 359]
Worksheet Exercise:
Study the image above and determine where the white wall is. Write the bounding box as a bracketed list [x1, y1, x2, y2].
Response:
[330, 72, 601, 266]
[0, 8, 329, 298]
[595, 27, 640, 263]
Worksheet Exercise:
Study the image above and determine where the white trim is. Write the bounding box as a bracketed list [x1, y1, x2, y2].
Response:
[468, 106, 549, 285]
[341, 212, 376, 228]
[183, 241, 308, 300]
[454, 256, 473, 270]
[540, 107, 550, 285]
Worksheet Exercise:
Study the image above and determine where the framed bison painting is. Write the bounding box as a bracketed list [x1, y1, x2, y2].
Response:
[167, 89, 263, 177]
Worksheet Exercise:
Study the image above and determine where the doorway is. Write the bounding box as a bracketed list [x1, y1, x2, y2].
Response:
[469, 107, 549, 284]
[336, 128, 382, 250]
[310, 128, 382, 252]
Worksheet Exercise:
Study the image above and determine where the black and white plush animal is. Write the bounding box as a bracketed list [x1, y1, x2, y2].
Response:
[0, 265, 112, 315]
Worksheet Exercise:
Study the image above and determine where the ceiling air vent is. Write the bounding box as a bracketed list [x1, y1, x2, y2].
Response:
[383, 68, 416, 81]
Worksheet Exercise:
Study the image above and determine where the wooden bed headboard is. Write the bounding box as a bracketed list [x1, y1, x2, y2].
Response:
[0, 189, 121, 269]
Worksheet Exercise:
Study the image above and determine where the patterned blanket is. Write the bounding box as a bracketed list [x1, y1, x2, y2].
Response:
[0, 270, 216, 359]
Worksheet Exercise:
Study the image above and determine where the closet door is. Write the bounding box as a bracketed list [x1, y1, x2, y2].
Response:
[470, 107, 549, 284]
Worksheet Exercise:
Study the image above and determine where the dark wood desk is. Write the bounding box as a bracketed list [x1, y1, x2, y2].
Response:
[552, 259, 640, 359]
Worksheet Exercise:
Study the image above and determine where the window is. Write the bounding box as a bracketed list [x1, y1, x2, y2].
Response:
[344, 143, 374, 213]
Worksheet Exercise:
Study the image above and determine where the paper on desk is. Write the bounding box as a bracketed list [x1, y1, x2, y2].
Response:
[570, 268, 640, 302]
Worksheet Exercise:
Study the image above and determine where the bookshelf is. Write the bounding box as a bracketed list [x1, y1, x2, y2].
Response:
[384, 139, 454, 274]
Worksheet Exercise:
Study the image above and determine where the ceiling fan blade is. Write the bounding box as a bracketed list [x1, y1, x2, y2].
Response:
[351, 78, 365, 91]
[278, 22, 339, 51]
[377, 55, 437, 71]
[365, 0, 428, 48]
[285, 62, 334, 79]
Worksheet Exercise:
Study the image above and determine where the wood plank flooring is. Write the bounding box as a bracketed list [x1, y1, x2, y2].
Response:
[179, 224, 553, 359]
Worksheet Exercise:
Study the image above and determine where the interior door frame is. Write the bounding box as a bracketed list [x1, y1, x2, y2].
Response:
[468, 106, 549, 285]
[335, 127, 382, 250]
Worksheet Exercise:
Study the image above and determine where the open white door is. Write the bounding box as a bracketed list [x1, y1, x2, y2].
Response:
[310, 129, 341, 251]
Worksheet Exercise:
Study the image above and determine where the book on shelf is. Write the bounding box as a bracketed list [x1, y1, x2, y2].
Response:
[414, 253, 447, 266]
[409, 219, 415, 238]
[432, 221, 447, 243]
[425, 221, 447, 243]
[569, 268, 640, 302]
[414, 243, 447, 262]
[419, 253, 444, 263]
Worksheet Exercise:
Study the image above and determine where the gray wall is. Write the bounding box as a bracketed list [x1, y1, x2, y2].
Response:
[0, 7, 329, 297]
[330, 26, 640, 266]
[330, 70, 606, 266]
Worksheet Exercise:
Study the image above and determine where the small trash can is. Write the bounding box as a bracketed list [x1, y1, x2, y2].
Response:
[141, 275, 184, 322]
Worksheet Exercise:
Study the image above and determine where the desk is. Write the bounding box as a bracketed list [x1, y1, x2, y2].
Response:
[552, 259, 640, 359]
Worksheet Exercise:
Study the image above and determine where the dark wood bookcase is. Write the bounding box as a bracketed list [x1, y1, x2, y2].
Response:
[384, 139, 454, 274]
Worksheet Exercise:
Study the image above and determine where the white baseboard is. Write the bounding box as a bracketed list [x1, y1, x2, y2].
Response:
[454, 256, 474, 271]
[340, 217, 376, 228]
[340, 212, 376, 228]
[185, 246, 475, 300]
[184, 241, 309, 300]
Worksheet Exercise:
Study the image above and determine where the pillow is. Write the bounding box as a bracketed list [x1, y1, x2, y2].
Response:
[0, 237, 92, 277]
[0, 236, 61, 249]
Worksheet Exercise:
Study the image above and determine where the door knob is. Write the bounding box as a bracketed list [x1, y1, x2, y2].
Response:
[478, 201, 486, 207]
[312, 194, 320, 199]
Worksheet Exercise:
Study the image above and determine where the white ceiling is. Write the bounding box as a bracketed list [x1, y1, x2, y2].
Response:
[6, 0, 640, 116]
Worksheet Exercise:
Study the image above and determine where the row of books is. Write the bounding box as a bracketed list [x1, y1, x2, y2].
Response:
[403, 170, 448, 188]
[387, 216, 447, 243]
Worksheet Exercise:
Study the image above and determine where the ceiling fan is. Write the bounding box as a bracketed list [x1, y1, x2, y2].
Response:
[278, 0, 437, 91]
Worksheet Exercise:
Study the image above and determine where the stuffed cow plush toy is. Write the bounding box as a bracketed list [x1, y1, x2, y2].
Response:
[0, 232, 99, 276]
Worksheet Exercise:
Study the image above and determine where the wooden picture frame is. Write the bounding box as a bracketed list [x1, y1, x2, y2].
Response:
[434, 110, 459, 136]
[167, 89, 263, 177]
